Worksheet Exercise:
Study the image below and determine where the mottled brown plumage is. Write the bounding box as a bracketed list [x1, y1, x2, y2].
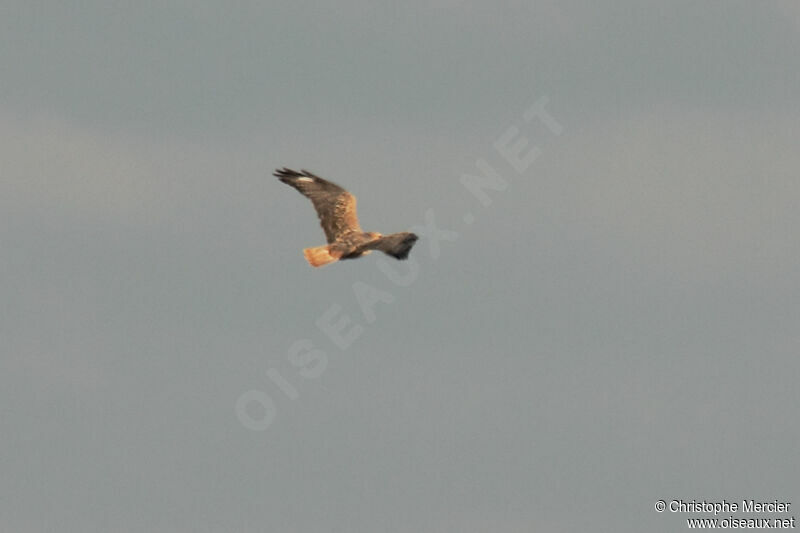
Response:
[274, 168, 418, 267]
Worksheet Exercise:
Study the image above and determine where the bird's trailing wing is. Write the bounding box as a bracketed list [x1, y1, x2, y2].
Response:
[358, 232, 419, 260]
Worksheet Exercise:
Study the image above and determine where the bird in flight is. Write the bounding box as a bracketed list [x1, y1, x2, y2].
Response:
[274, 168, 419, 267]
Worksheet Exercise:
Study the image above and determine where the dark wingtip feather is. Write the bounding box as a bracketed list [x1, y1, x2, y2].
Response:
[274, 168, 310, 187]
[392, 233, 418, 260]
[274, 167, 325, 186]
[273, 167, 301, 179]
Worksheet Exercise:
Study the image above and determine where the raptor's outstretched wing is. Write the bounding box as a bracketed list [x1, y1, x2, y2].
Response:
[274, 168, 362, 243]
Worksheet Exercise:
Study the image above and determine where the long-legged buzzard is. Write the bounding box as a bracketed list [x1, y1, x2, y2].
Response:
[275, 168, 418, 267]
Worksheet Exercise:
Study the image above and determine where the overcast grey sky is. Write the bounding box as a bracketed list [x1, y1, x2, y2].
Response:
[2, 2, 799, 532]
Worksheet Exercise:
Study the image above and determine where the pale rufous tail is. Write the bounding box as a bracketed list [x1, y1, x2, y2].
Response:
[303, 245, 339, 268]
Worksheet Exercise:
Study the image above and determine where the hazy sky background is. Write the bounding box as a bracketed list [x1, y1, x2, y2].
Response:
[2, 2, 799, 532]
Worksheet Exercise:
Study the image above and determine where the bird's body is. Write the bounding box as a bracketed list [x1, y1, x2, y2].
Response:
[274, 168, 418, 267]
